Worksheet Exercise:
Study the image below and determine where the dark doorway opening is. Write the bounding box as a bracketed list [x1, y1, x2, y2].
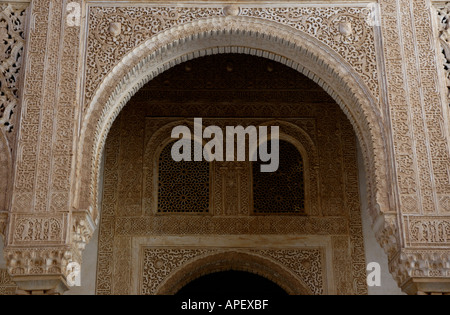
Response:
[176, 271, 289, 296]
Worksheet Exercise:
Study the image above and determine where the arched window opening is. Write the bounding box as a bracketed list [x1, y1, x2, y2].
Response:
[253, 140, 305, 215]
[158, 142, 210, 213]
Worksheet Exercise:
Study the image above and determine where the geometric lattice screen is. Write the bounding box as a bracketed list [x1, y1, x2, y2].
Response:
[253, 141, 306, 215]
[158, 143, 210, 213]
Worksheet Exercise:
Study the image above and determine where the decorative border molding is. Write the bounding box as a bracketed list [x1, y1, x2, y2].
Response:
[114, 217, 349, 236]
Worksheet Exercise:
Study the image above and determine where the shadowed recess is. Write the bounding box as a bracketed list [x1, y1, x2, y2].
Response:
[176, 271, 289, 296]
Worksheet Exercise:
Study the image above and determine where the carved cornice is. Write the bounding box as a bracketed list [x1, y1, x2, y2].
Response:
[5, 246, 80, 277]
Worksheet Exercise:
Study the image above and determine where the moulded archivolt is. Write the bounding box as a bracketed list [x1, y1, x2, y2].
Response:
[78, 6, 389, 235]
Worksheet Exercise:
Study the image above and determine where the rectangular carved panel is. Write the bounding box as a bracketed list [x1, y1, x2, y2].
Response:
[8, 213, 69, 245]
[405, 216, 450, 246]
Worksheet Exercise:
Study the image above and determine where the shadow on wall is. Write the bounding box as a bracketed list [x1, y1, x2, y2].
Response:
[0, 235, 5, 269]
[64, 229, 99, 295]
[176, 271, 289, 296]
[357, 144, 404, 295]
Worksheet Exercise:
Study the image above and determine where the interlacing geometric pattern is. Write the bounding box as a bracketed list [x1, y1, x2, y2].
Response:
[158, 143, 210, 213]
[0, 4, 26, 134]
[253, 141, 306, 215]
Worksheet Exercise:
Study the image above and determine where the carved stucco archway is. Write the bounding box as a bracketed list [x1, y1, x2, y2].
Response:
[156, 251, 311, 295]
[75, 16, 398, 267]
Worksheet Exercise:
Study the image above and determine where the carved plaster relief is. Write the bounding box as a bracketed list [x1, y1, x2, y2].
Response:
[85, 5, 379, 110]
[95, 56, 367, 295]
[0, 4, 26, 136]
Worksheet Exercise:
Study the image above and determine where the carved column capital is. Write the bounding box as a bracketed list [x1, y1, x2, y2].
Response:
[374, 214, 450, 294]
[4, 246, 81, 295]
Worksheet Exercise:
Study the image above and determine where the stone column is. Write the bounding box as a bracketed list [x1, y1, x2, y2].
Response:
[2, 0, 93, 295]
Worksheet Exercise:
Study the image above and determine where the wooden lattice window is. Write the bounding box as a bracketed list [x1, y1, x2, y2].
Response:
[253, 141, 306, 215]
[158, 143, 210, 213]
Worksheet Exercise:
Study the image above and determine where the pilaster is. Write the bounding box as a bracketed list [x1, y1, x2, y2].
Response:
[3, 0, 90, 294]
[379, 0, 450, 293]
